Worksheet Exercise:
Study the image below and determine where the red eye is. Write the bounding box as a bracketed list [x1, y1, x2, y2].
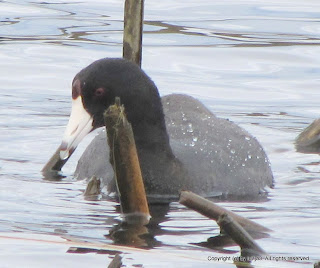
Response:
[95, 87, 105, 96]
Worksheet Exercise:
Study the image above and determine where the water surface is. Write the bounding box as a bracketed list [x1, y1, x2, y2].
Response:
[0, 0, 320, 267]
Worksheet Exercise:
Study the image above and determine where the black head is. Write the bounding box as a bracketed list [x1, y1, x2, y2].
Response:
[59, 58, 170, 160]
[73, 58, 164, 130]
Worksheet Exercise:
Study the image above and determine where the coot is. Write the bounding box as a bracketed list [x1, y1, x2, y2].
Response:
[49, 58, 274, 202]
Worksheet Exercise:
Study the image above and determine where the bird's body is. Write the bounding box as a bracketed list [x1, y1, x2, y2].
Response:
[45, 58, 273, 203]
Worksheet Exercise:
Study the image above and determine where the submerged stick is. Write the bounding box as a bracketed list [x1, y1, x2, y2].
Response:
[179, 191, 270, 233]
[295, 118, 320, 153]
[104, 98, 150, 224]
[218, 213, 266, 257]
[84, 176, 101, 196]
[123, 0, 144, 66]
[108, 253, 122, 268]
[42, 146, 74, 180]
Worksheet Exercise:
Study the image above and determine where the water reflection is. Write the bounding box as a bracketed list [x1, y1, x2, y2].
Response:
[2, 5, 320, 49]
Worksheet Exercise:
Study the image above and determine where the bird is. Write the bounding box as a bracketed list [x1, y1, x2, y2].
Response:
[47, 57, 273, 203]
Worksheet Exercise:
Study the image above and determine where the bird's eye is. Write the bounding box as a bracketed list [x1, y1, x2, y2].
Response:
[94, 87, 105, 97]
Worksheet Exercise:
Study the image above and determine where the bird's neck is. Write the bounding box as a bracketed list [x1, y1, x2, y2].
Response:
[131, 119, 174, 157]
[122, 89, 174, 158]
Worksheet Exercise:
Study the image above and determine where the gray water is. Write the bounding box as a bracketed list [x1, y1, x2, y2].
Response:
[0, 0, 320, 267]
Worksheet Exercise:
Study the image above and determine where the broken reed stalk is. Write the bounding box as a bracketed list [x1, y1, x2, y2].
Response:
[84, 176, 101, 196]
[218, 213, 266, 257]
[108, 253, 122, 268]
[42, 146, 73, 179]
[123, 0, 144, 66]
[179, 191, 270, 234]
[295, 118, 320, 153]
[104, 98, 150, 224]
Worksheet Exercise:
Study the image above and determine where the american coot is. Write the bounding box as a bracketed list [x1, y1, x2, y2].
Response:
[55, 58, 273, 202]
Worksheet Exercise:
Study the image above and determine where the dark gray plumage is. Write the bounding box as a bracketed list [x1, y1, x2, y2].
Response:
[43, 58, 274, 202]
[74, 87, 273, 202]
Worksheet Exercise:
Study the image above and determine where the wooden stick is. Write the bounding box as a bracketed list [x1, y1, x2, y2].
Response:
[104, 98, 150, 224]
[179, 191, 270, 233]
[42, 146, 74, 179]
[84, 176, 101, 196]
[108, 253, 122, 268]
[295, 118, 320, 153]
[218, 213, 266, 257]
[123, 0, 144, 66]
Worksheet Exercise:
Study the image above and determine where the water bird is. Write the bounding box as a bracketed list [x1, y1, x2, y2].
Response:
[45, 58, 273, 203]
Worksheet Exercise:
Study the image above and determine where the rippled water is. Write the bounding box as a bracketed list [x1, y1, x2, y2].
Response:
[1, 0, 320, 267]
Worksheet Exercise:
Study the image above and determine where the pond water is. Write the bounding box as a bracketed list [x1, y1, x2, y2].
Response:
[1, 0, 320, 267]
